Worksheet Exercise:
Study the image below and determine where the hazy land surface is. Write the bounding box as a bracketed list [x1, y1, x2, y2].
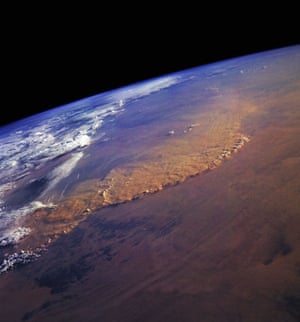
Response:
[1, 48, 300, 321]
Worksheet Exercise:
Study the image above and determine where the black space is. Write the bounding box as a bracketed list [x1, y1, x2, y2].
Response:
[2, 7, 299, 127]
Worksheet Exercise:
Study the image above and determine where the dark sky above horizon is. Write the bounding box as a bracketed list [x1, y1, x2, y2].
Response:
[2, 8, 299, 127]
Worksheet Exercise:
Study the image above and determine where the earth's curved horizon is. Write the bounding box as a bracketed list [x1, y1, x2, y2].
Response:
[0, 45, 300, 321]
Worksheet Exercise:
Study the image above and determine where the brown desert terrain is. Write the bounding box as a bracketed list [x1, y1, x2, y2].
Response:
[0, 48, 299, 322]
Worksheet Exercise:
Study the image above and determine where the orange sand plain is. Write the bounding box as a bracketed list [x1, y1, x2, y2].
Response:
[21, 92, 255, 249]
